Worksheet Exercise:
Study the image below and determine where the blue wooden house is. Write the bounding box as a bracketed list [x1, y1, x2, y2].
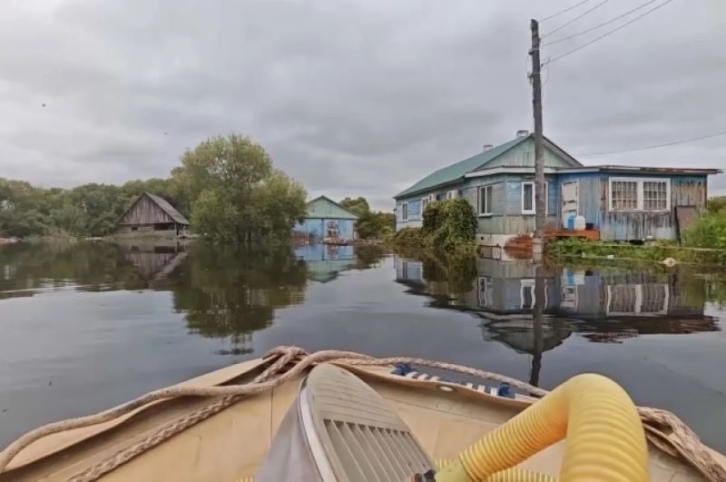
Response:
[293, 196, 359, 242]
[394, 131, 721, 244]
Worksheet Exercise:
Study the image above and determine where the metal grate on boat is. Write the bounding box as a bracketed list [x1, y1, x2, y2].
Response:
[302, 364, 435, 482]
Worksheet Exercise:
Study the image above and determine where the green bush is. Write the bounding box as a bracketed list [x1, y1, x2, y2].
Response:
[442, 198, 478, 242]
[547, 218, 726, 266]
[391, 227, 424, 247]
[684, 212, 726, 250]
[391, 198, 477, 253]
[422, 201, 444, 234]
[707, 196, 726, 215]
[682, 212, 726, 264]
[547, 238, 670, 262]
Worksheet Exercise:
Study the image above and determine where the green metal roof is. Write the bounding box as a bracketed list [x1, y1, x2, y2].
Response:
[394, 136, 528, 199]
[306, 195, 359, 220]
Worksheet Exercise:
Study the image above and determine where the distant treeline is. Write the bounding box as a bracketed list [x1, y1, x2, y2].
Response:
[0, 134, 400, 245]
[0, 177, 182, 238]
[0, 134, 308, 244]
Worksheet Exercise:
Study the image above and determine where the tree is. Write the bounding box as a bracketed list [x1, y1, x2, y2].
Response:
[173, 134, 307, 245]
[0, 178, 48, 237]
[338, 196, 396, 239]
[0, 134, 305, 242]
[339, 197, 371, 217]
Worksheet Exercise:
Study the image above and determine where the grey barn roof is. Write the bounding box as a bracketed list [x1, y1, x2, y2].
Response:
[143, 193, 190, 225]
[118, 192, 190, 226]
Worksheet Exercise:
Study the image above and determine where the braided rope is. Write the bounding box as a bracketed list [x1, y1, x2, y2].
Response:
[0, 346, 722, 482]
[67, 347, 308, 482]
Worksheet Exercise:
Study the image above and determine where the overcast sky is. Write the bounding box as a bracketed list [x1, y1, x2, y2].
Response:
[1, 0, 724, 209]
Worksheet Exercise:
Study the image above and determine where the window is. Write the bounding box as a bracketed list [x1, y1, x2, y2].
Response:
[421, 194, 433, 211]
[447, 190, 457, 200]
[478, 185, 494, 216]
[401, 203, 408, 221]
[609, 178, 670, 212]
[610, 180, 638, 210]
[521, 182, 548, 215]
[607, 284, 668, 315]
[521, 279, 535, 309]
[643, 181, 668, 211]
[478, 276, 493, 308]
[520, 279, 547, 309]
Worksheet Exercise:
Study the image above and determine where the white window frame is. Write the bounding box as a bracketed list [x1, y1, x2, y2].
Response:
[478, 276, 493, 308]
[478, 185, 494, 217]
[606, 284, 669, 316]
[608, 177, 671, 212]
[401, 202, 408, 221]
[421, 194, 434, 211]
[446, 190, 457, 200]
[521, 181, 548, 215]
[520, 279, 547, 309]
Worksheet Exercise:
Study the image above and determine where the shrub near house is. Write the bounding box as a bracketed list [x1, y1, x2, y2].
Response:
[393, 198, 477, 253]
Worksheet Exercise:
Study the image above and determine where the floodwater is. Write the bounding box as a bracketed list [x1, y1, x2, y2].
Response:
[1, 241, 726, 453]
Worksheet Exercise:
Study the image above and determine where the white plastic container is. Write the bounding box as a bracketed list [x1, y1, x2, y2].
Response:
[574, 215, 586, 231]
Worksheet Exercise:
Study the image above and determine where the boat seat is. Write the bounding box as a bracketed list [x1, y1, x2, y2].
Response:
[257, 363, 435, 482]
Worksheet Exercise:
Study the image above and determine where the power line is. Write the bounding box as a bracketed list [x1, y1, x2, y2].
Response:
[543, 0, 660, 46]
[542, 0, 610, 39]
[576, 130, 726, 157]
[545, 0, 676, 64]
[540, 0, 597, 22]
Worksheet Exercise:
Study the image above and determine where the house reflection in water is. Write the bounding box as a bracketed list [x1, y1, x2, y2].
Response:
[122, 241, 188, 284]
[295, 244, 357, 283]
[394, 256, 719, 384]
[552, 268, 719, 342]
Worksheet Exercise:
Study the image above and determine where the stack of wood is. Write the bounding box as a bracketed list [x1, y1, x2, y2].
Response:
[504, 235, 535, 259]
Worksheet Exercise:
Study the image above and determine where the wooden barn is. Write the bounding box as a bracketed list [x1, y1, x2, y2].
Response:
[117, 193, 190, 236]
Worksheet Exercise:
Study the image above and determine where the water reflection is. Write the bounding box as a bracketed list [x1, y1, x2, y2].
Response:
[0, 241, 387, 355]
[0, 241, 150, 297]
[120, 240, 188, 284]
[395, 256, 722, 384]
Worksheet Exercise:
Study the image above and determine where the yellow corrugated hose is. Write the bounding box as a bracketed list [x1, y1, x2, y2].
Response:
[436, 461, 555, 481]
[435, 373, 650, 482]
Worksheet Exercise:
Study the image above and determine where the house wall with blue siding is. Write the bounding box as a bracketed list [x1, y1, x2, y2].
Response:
[555, 172, 709, 241]
[293, 196, 358, 241]
[460, 174, 559, 235]
[395, 183, 464, 229]
[395, 137, 575, 235]
[397, 174, 561, 236]
[293, 218, 356, 240]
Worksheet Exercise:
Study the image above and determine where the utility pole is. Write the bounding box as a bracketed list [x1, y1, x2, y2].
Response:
[530, 19, 545, 262]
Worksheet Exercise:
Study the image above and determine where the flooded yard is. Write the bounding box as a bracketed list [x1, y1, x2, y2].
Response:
[1, 241, 725, 452]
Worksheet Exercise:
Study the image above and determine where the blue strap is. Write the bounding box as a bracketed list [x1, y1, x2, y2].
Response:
[391, 363, 414, 376]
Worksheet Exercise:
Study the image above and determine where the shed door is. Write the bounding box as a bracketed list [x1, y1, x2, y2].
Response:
[561, 181, 579, 219]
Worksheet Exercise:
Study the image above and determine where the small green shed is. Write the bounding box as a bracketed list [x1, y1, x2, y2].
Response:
[292, 196, 359, 242]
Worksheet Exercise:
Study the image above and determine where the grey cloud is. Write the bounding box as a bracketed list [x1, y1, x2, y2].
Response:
[0, 0, 725, 206]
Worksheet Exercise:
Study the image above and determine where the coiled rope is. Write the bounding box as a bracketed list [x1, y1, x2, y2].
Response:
[0, 346, 723, 482]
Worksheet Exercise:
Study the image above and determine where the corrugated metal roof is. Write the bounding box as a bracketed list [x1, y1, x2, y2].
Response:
[306, 196, 359, 220]
[394, 134, 586, 199]
[558, 165, 723, 175]
[144, 193, 190, 225]
[394, 136, 529, 199]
